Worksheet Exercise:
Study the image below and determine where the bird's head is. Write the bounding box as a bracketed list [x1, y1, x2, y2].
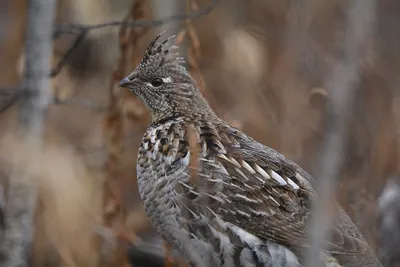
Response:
[119, 33, 212, 123]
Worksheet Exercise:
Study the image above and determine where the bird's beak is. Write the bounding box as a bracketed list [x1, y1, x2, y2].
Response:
[119, 77, 132, 88]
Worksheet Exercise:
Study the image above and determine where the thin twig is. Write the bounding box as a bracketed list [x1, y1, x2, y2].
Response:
[53, 97, 108, 111]
[55, 0, 218, 35]
[0, 94, 20, 113]
[50, 30, 87, 77]
[186, 125, 200, 183]
[306, 1, 376, 266]
[50, 0, 218, 78]
[0, 89, 22, 113]
[0, 87, 20, 96]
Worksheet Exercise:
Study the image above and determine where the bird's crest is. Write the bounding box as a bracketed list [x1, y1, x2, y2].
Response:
[140, 31, 185, 69]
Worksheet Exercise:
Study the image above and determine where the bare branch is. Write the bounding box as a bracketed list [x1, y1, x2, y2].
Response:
[55, 0, 218, 35]
[0, 95, 20, 114]
[0, 86, 107, 112]
[306, 1, 376, 266]
[0, 88, 21, 113]
[50, 30, 87, 77]
[50, 0, 217, 78]
[0, 1, 56, 267]
[0, 87, 19, 96]
[53, 97, 108, 111]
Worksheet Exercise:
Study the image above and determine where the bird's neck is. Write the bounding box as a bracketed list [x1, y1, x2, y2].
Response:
[151, 92, 218, 125]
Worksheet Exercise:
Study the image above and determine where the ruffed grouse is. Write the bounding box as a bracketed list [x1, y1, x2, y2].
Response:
[119, 33, 383, 267]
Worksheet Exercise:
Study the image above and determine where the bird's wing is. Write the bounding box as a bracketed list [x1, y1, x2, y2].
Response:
[178, 121, 368, 255]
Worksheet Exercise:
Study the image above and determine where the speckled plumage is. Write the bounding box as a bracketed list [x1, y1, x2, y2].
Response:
[119, 33, 383, 267]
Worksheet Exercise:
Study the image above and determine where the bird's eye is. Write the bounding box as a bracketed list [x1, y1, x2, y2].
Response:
[151, 77, 164, 87]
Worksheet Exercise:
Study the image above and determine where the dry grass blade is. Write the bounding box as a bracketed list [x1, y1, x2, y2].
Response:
[176, 29, 187, 46]
[186, 125, 201, 183]
[176, 0, 217, 111]
[122, 0, 150, 121]
[128, 0, 148, 65]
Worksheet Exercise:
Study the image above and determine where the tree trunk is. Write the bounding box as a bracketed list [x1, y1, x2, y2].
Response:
[1, 0, 56, 266]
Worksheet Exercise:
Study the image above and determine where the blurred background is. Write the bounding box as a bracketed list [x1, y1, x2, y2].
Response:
[0, 0, 400, 266]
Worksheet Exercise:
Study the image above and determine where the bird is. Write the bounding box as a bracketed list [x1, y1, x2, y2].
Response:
[119, 33, 383, 267]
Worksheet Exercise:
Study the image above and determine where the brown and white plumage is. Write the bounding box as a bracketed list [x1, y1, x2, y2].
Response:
[119, 33, 383, 267]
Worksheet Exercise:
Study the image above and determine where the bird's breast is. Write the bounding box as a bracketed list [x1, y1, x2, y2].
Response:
[136, 122, 192, 240]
